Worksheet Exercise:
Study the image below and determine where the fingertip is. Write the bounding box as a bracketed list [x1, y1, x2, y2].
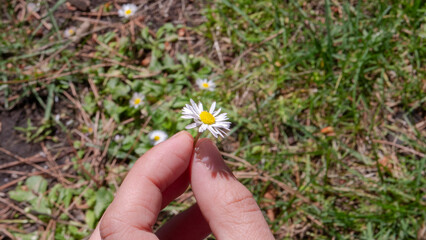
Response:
[140, 130, 194, 168]
[192, 138, 233, 178]
[95, 131, 196, 240]
[191, 139, 274, 239]
[169, 130, 194, 143]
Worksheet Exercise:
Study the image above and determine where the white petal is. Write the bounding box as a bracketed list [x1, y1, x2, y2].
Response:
[183, 106, 194, 114]
[215, 113, 228, 121]
[185, 123, 198, 129]
[208, 126, 218, 138]
[218, 129, 228, 137]
[199, 124, 207, 132]
[190, 99, 197, 108]
[181, 115, 195, 119]
[198, 102, 203, 112]
[213, 108, 222, 117]
[192, 104, 201, 115]
[209, 102, 216, 114]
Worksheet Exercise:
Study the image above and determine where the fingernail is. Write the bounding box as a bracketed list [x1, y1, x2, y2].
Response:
[194, 139, 233, 178]
[169, 131, 189, 140]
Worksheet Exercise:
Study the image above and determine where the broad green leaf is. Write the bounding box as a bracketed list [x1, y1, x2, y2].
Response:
[94, 187, 113, 218]
[25, 176, 48, 193]
[30, 196, 51, 215]
[86, 210, 96, 229]
[111, 82, 130, 100]
[9, 188, 36, 202]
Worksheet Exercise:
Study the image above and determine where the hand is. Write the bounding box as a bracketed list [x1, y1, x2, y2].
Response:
[89, 131, 274, 240]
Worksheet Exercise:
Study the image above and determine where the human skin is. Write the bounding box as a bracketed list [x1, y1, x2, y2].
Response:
[89, 131, 274, 240]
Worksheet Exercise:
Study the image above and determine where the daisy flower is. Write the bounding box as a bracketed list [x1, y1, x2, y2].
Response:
[181, 99, 231, 138]
[148, 130, 168, 145]
[64, 27, 76, 38]
[196, 78, 216, 91]
[114, 135, 124, 142]
[27, 2, 40, 13]
[118, 4, 137, 18]
[129, 92, 145, 108]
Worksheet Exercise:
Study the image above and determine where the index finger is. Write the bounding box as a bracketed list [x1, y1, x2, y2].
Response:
[98, 131, 193, 240]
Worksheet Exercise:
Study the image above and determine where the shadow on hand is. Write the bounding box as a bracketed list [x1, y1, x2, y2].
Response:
[194, 139, 235, 179]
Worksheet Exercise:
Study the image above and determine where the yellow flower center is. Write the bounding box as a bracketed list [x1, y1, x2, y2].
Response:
[68, 29, 74, 35]
[125, 9, 132, 15]
[154, 136, 160, 141]
[134, 98, 141, 105]
[200, 111, 215, 125]
[202, 83, 209, 88]
[88, 127, 93, 133]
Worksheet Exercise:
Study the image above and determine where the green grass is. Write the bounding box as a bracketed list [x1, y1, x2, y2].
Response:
[200, 0, 425, 239]
[1, 0, 425, 239]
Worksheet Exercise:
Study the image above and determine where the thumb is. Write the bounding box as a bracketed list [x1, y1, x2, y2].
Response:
[190, 139, 274, 240]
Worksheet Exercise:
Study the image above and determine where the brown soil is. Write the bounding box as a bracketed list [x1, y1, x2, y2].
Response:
[0, 0, 206, 191]
[0, 103, 43, 187]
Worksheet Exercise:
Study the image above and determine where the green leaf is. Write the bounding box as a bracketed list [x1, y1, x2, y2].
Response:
[11, 233, 39, 240]
[30, 196, 51, 215]
[9, 188, 36, 202]
[68, 225, 87, 238]
[86, 210, 96, 229]
[62, 188, 74, 208]
[84, 188, 96, 207]
[104, 100, 125, 122]
[47, 183, 62, 203]
[94, 187, 113, 218]
[25, 176, 48, 193]
[83, 94, 97, 115]
[172, 96, 189, 108]
[111, 82, 130, 100]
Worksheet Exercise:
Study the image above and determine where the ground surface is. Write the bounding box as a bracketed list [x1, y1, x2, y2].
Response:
[1, 0, 425, 239]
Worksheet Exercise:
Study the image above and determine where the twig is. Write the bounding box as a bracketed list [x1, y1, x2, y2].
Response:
[0, 176, 27, 192]
[373, 139, 426, 158]
[0, 226, 16, 240]
[232, 29, 284, 69]
[77, 53, 158, 74]
[0, 198, 45, 226]
[220, 151, 322, 209]
[41, 143, 66, 185]
[0, 147, 72, 185]
[220, 151, 254, 169]
[117, 116, 152, 165]
[72, 16, 116, 26]
[211, 31, 224, 67]
[0, 163, 76, 192]
[93, 38, 130, 61]
[1, 63, 114, 85]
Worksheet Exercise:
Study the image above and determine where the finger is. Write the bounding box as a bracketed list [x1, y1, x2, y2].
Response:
[89, 224, 101, 240]
[155, 204, 211, 240]
[90, 175, 191, 240]
[160, 168, 190, 209]
[99, 131, 193, 240]
[190, 139, 274, 240]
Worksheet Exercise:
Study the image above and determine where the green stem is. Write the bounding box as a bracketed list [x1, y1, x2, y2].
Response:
[193, 132, 203, 147]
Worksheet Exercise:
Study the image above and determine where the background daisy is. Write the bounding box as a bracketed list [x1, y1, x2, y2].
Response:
[114, 135, 124, 142]
[118, 4, 137, 18]
[148, 130, 168, 145]
[27, 2, 40, 13]
[129, 92, 145, 108]
[196, 78, 216, 91]
[64, 27, 76, 38]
